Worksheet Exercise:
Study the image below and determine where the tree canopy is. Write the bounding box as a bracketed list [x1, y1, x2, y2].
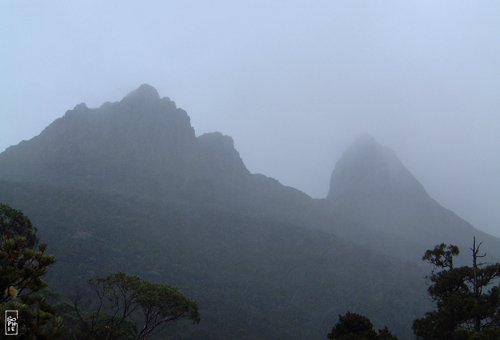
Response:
[327, 312, 398, 340]
[413, 239, 500, 340]
[0, 203, 61, 338]
[65, 272, 200, 339]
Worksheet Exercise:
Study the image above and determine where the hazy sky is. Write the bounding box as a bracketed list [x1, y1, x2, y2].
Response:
[1, 1, 499, 236]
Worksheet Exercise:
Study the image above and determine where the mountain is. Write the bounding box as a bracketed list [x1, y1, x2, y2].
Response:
[0, 85, 313, 220]
[0, 84, 248, 199]
[0, 85, 497, 338]
[326, 134, 500, 262]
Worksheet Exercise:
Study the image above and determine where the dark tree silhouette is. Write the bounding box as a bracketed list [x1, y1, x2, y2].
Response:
[0, 203, 62, 338]
[65, 272, 200, 339]
[413, 238, 500, 339]
[328, 312, 398, 339]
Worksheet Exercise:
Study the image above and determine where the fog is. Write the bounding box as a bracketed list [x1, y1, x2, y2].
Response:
[1, 1, 499, 236]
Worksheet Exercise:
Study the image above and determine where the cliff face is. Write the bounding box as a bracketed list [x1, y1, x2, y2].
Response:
[0, 84, 250, 199]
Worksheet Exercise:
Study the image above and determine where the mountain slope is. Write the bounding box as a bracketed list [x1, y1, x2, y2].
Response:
[0, 179, 427, 339]
[326, 134, 500, 262]
[0, 85, 314, 220]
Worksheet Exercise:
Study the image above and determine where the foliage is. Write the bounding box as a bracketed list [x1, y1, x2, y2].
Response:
[413, 239, 500, 340]
[0, 203, 62, 338]
[64, 272, 200, 339]
[327, 312, 398, 340]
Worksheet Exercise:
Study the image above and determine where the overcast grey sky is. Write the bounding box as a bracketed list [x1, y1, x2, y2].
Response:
[1, 1, 499, 236]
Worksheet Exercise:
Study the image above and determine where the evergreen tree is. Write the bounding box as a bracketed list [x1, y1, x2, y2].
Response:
[0, 203, 62, 338]
[413, 239, 500, 339]
[328, 312, 398, 340]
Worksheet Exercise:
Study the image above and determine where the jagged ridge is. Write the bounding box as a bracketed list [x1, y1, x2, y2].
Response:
[0, 85, 250, 199]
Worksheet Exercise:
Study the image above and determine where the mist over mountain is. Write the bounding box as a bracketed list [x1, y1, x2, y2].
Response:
[0, 85, 498, 339]
[326, 133, 500, 263]
[328, 134, 428, 204]
[0, 84, 247, 198]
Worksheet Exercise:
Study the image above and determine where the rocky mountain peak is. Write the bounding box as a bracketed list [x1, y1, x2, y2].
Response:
[121, 83, 160, 103]
[327, 134, 428, 202]
[0, 85, 252, 198]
